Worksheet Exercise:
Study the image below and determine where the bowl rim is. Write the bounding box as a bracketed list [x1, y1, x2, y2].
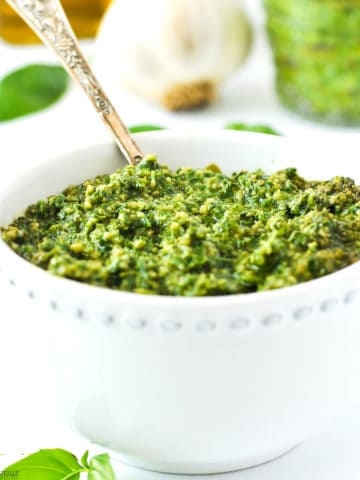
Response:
[0, 129, 359, 308]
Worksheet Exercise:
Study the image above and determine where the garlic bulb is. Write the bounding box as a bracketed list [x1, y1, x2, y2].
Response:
[96, 0, 252, 110]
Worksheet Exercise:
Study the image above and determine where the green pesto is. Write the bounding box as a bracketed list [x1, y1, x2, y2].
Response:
[265, 0, 360, 124]
[2, 156, 360, 296]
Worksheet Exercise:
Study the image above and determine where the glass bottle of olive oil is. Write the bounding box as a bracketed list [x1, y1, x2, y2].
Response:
[0, 0, 111, 44]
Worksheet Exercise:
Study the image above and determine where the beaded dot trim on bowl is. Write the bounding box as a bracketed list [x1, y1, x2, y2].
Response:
[2, 269, 358, 335]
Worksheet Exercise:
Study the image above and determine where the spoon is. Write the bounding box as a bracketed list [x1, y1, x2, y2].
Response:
[6, 0, 144, 166]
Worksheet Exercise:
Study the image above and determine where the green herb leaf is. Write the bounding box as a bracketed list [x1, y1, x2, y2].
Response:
[0, 449, 85, 480]
[225, 122, 280, 136]
[0, 450, 116, 480]
[88, 454, 115, 480]
[128, 123, 280, 135]
[0, 64, 69, 122]
[128, 124, 166, 133]
[81, 451, 90, 469]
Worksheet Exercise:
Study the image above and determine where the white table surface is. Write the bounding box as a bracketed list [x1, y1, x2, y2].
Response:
[0, 1, 360, 477]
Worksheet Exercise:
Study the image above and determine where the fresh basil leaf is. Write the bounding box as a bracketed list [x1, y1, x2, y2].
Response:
[0, 64, 68, 122]
[81, 450, 90, 469]
[0, 449, 117, 480]
[0, 449, 85, 480]
[88, 453, 115, 480]
[225, 122, 280, 136]
[129, 124, 166, 133]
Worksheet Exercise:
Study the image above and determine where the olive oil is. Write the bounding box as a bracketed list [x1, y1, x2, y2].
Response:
[0, 0, 111, 44]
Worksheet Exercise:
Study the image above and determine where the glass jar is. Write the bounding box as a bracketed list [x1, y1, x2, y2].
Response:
[0, 0, 111, 44]
[264, 0, 360, 125]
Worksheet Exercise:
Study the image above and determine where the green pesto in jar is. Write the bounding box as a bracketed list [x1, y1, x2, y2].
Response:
[265, 0, 360, 124]
[2, 156, 360, 296]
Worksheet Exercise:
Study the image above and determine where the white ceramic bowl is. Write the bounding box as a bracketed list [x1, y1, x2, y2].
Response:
[0, 131, 360, 474]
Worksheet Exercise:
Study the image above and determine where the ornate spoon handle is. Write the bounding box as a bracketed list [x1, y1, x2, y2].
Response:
[6, 0, 144, 166]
